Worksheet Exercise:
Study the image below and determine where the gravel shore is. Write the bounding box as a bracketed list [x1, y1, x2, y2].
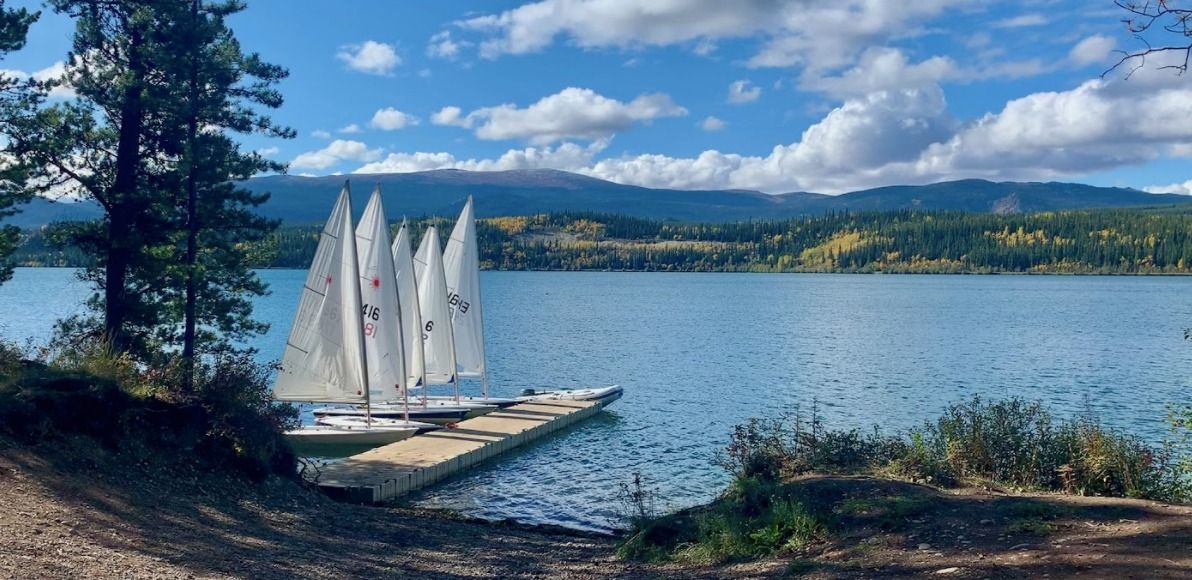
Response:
[3, 437, 1189, 579]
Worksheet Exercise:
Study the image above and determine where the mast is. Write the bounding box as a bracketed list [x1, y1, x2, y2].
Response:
[345, 181, 371, 427]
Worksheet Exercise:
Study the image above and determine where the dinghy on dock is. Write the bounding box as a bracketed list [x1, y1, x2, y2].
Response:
[518, 385, 624, 406]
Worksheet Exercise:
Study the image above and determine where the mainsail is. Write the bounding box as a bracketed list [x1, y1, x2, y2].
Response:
[443, 196, 486, 383]
[391, 220, 426, 391]
[413, 226, 458, 386]
[274, 183, 368, 403]
[355, 186, 404, 403]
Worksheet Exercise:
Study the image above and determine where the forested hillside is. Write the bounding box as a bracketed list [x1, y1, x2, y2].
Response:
[15, 208, 1192, 274]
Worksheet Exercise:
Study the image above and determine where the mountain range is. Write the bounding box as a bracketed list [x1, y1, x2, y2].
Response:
[9, 169, 1192, 227]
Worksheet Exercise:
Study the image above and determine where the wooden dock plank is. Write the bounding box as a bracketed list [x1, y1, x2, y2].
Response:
[317, 399, 601, 503]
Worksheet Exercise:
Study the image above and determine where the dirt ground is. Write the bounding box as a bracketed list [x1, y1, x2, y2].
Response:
[1, 438, 1189, 579]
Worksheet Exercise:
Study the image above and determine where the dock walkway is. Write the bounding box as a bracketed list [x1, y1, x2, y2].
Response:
[317, 399, 600, 503]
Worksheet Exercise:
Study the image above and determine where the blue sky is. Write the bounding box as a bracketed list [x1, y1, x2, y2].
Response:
[6, 0, 1192, 194]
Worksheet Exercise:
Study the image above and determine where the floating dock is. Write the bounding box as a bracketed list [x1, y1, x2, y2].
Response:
[317, 399, 601, 503]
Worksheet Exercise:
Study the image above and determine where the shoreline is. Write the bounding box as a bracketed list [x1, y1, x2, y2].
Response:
[5, 437, 1189, 578]
[10, 265, 1192, 277]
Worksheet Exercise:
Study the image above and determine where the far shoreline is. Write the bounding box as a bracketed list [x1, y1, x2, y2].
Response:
[10, 265, 1192, 277]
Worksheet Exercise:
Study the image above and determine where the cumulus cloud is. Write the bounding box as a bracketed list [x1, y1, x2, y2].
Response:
[337, 41, 400, 75]
[370, 107, 419, 130]
[452, 0, 968, 73]
[434, 87, 686, 144]
[291, 140, 383, 170]
[802, 48, 1052, 97]
[355, 140, 609, 173]
[727, 80, 761, 104]
[347, 60, 1192, 194]
[3, 61, 76, 99]
[1144, 180, 1192, 195]
[427, 31, 465, 59]
[256, 146, 280, 157]
[339, 123, 362, 134]
[311, 129, 332, 139]
[431, 106, 471, 127]
[802, 48, 953, 97]
[1069, 35, 1116, 66]
[699, 116, 726, 131]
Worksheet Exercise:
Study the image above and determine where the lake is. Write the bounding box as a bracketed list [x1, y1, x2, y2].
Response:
[1, 268, 1190, 532]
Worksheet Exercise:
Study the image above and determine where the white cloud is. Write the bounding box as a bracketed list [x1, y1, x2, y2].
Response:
[427, 31, 465, 59]
[336, 41, 400, 75]
[339, 123, 362, 134]
[454, 0, 969, 73]
[727, 80, 761, 104]
[693, 38, 717, 56]
[439, 87, 686, 144]
[256, 146, 280, 157]
[431, 106, 472, 127]
[1069, 35, 1116, 66]
[370, 107, 419, 130]
[291, 140, 383, 170]
[802, 48, 953, 97]
[311, 129, 332, 139]
[32, 61, 75, 99]
[1144, 180, 1192, 195]
[995, 13, 1047, 28]
[3, 61, 76, 99]
[699, 116, 726, 131]
[803, 48, 1051, 98]
[355, 140, 609, 173]
[348, 64, 1192, 194]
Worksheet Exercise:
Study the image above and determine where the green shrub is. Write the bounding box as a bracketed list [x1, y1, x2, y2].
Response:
[716, 396, 1190, 503]
[619, 476, 826, 564]
[0, 339, 298, 480]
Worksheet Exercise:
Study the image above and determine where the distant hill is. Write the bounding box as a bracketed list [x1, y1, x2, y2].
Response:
[6, 170, 1192, 227]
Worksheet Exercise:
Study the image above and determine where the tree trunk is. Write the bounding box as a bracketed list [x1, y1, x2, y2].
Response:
[104, 24, 145, 351]
[181, 0, 200, 390]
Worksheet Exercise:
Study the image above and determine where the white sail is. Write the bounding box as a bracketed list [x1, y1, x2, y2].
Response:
[355, 187, 405, 403]
[443, 196, 486, 380]
[275, 184, 368, 403]
[413, 226, 457, 385]
[391, 220, 426, 390]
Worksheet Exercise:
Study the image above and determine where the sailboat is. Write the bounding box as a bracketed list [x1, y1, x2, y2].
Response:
[275, 183, 422, 453]
[405, 224, 497, 421]
[411, 197, 620, 408]
[435, 196, 519, 408]
[310, 189, 488, 427]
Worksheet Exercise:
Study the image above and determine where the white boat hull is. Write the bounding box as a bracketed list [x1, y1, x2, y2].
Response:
[284, 423, 417, 456]
[311, 403, 493, 424]
[516, 385, 623, 408]
[414, 395, 521, 409]
[315, 415, 441, 433]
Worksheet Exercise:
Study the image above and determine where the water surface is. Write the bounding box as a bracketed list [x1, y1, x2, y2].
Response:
[2, 269, 1190, 531]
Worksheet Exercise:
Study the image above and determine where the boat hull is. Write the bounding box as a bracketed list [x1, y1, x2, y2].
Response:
[284, 424, 417, 456]
[312, 405, 480, 425]
[517, 385, 623, 408]
[416, 395, 521, 409]
[316, 415, 442, 433]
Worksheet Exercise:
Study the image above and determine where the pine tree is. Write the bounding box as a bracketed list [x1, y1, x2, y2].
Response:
[0, 1, 39, 285]
[7, 0, 290, 361]
[154, 0, 293, 385]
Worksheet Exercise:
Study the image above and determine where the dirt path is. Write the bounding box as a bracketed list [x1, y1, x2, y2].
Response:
[664, 477, 1192, 579]
[0, 438, 650, 579]
[1, 440, 1189, 579]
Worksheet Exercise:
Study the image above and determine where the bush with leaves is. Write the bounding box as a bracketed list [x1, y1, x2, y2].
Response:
[0, 339, 297, 479]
